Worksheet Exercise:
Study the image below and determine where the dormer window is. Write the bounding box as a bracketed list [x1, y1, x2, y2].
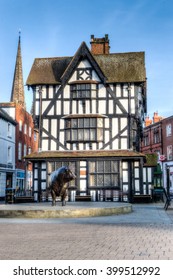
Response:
[70, 82, 97, 100]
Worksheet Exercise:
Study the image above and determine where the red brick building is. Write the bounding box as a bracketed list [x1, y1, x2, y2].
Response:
[141, 112, 163, 156]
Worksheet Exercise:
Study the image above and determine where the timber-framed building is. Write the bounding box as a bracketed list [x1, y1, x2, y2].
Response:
[26, 34, 148, 202]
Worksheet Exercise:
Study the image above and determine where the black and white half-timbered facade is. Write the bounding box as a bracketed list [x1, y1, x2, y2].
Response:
[26, 35, 148, 202]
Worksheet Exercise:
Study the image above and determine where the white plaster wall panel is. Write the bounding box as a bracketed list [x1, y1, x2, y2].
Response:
[130, 84, 135, 97]
[131, 98, 135, 114]
[49, 86, 54, 99]
[66, 143, 70, 150]
[112, 139, 118, 149]
[79, 143, 83, 150]
[122, 162, 128, 169]
[73, 143, 77, 150]
[108, 100, 114, 114]
[78, 101, 83, 114]
[51, 140, 56, 151]
[72, 101, 77, 114]
[105, 145, 110, 150]
[42, 101, 50, 114]
[42, 86, 46, 99]
[99, 100, 106, 114]
[120, 118, 127, 130]
[121, 138, 127, 149]
[78, 59, 91, 68]
[104, 130, 109, 143]
[92, 143, 97, 150]
[51, 119, 57, 138]
[116, 105, 123, 114]
[59, 131, 64, 144]
[35, 87, 40, 99]
[35, 101, 39, 115]
[123, 86, 128, 97]
[42, 139, 48, 151]
[99, 85, 106, 98]
[85, 100, 90, 114]
[56, 100, 61, 115]
[92, 70, 100, 82]
[64, 85, 70, 99]
[64, 101, 70, 115]
[121, 99, 128, 112]
[42, 132, 47, 137]
[121, 130, 128, 136]
[60, 119, 64, 130]
[47, 106, 54, 116]
[68, 71, 77, 83]
[92, 100, 96, 114]
[105, 118, 109, 128]
[116, 84, 121, 97]
[43, 119, 48, 131]
[112, 118, 118, 135]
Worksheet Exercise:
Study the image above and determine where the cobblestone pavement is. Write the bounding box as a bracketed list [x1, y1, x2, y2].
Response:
[0, 203, 173, 260]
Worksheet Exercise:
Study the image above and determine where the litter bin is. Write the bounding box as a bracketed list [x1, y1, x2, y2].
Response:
[5, 188, 15, 204]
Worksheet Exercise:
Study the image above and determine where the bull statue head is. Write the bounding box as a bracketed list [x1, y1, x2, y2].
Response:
[49, 166, 76, 206]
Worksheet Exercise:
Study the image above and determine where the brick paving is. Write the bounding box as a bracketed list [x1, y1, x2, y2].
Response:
[0, 203, 173, 260]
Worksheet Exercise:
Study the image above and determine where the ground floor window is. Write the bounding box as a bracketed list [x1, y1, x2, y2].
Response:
[89, 160, 119, 188]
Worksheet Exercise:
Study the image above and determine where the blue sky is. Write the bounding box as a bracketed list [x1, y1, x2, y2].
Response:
[0, 0, 173, 119]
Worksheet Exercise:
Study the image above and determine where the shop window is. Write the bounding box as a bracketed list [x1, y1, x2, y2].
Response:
[89, 160, 119, 188]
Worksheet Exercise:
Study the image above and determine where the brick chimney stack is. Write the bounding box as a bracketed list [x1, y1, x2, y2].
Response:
[90, 34, 110, 55]
[145, 116, 152, 127]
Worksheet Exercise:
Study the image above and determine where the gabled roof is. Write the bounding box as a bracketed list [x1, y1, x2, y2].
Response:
[0, 108, 17, 125]
[26, 42, 146, 86]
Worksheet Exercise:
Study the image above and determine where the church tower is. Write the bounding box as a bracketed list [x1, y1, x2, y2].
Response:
[10, 33, 26, 109]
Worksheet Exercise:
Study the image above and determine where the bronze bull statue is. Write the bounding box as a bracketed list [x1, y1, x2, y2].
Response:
[49, 166, 76, 206]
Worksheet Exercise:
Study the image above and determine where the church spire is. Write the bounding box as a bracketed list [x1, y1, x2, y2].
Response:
[10, 32, 26, 109]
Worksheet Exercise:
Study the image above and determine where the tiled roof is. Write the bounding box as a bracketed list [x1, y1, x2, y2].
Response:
[25, 149, 146, 160]
[26, 48, 146, 86]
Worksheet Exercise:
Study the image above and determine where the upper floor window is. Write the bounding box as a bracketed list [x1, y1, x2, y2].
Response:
[7, 146, 12, 163]
[18, 142, 22, 160]
[65, 117, 103, 142]
[7, 123, 12, 138]
[19, 120, 22, 132]
[153, 128, 160, 144]
[24, 124, 27, 134]
[29, 127, 32, 137]
[70, 83, 97, 99]
[166, 124, 172, 137]
[143, 134, 149, 146]
[23, 144, 27, 157]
